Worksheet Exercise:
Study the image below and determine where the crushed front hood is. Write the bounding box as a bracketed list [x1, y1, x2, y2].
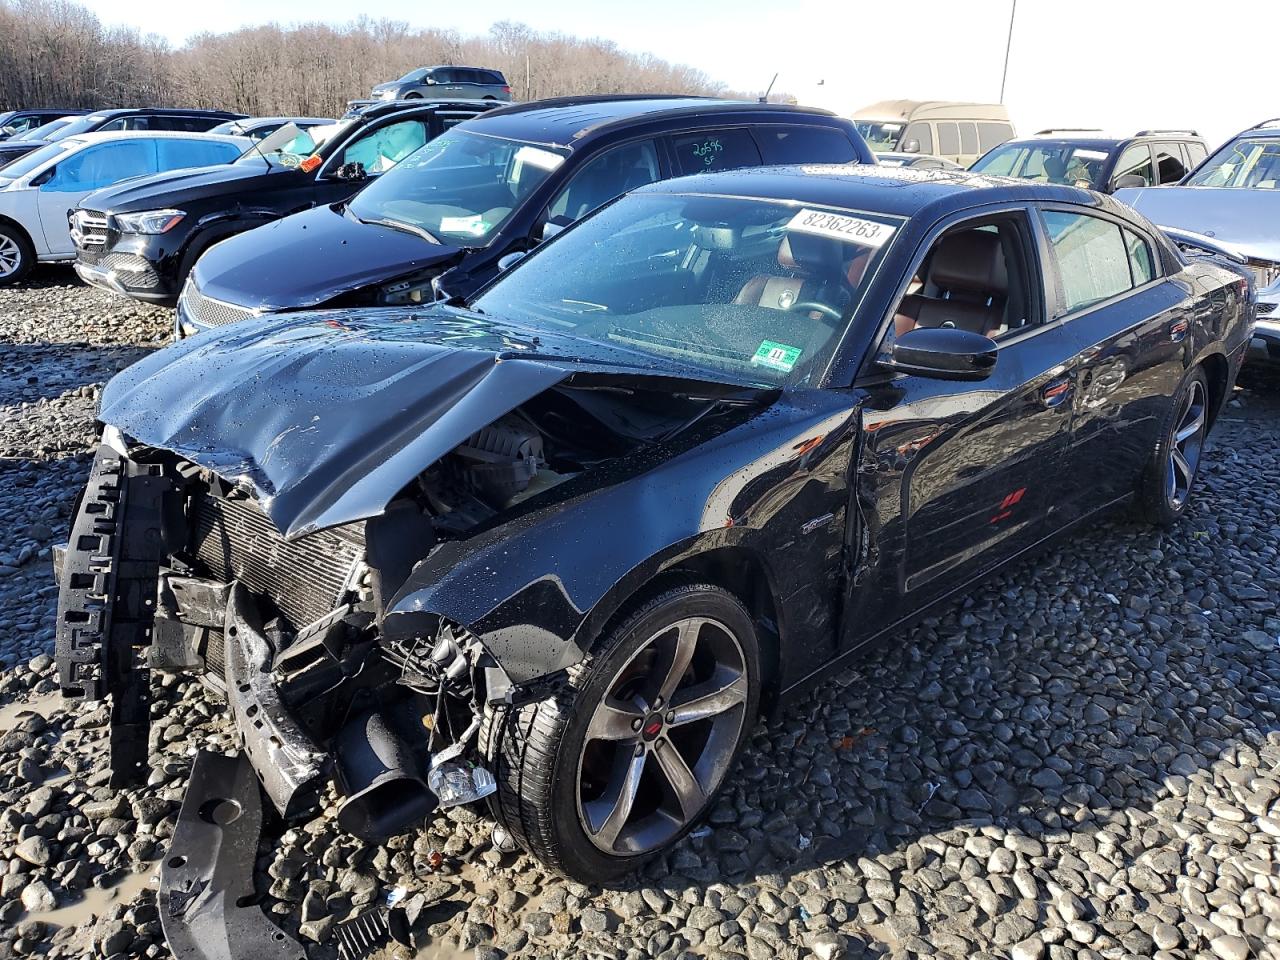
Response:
[98, 307, 727, 538]
[1117, 186, 1280, 263]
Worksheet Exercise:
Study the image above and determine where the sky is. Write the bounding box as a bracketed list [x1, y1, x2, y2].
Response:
[83, 0, 1277, 149]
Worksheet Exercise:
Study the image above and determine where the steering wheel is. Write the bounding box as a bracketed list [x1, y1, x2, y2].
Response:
[788, 300, 843, 323]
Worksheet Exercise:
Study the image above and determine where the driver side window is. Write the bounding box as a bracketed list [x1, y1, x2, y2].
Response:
[336, 119, 428, 174]
[545, 140, 660, 224]
[887, 213, 1040, 347]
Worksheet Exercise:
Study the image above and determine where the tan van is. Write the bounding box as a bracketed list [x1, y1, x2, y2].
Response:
[853, 100, 1015, 167]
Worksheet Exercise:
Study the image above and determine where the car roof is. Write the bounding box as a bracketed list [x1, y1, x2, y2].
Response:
[1000, 136, 1124, 151]
[345, 99, 496, 121]
[63, 131, 250, 144]
[231, 117, 335, 127]
[81, 107, 244, 118]
[636, 163, 1092, 218]
[471, 95, 839, 147]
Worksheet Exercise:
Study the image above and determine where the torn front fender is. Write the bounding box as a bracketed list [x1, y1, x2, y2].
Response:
[382, 393, 862, 686]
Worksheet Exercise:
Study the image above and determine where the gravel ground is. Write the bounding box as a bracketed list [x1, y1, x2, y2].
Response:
[1, 269, 1279, 960]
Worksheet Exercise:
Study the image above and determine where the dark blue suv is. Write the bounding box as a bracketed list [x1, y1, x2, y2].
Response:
[176, 95, 873, 335]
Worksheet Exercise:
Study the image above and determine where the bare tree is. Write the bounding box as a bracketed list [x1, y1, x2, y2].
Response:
[0, 1, 742, 115]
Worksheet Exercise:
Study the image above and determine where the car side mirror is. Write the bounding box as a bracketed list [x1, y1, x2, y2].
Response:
[1111, 173, 1147, 190]
[497, 250, 526, 272]
[334, 161, 367, 181]
[539, 217, 571, 242]
[878, 326, 998, 381]
[901, 139, 921, 154]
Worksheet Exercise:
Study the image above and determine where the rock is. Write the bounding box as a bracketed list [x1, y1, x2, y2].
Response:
[1011, 936, 1045, 960]
[20, 881, 56, 913]
[14, 835, 52, 866]
[1209, 935, 1249, 960]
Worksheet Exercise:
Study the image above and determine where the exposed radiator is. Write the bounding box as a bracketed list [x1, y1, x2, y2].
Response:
[188, 492, 365, 632]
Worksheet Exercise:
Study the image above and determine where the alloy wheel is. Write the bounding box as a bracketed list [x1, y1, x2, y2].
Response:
[576, 616, 749, 856]
[1166, 378, 1206, 510]
[0, 234, 20, 279]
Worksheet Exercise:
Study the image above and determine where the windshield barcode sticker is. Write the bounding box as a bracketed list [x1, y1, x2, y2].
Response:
[786, 208, 896, 248]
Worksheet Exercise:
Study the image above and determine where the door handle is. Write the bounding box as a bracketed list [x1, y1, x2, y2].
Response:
[1041, 377, 1073, 407]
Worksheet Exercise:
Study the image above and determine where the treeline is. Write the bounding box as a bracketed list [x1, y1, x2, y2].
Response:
[0, 0, 738, 115]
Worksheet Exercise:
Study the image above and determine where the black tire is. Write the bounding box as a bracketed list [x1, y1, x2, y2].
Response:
[0, 222, 35, 285]
[480, 583, 761, 882]
[403, 92, 423, 100]
[1135, 366, 1210, 527]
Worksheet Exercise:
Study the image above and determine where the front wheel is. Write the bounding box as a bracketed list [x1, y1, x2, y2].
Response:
[1135, 367, 1209, 526]
[0, 224, 34, 285]
[480, 584, 761, 881]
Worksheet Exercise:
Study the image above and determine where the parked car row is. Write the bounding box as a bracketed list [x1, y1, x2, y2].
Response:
[71, 99, 491, 304]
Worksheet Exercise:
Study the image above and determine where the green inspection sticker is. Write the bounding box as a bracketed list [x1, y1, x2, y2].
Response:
[751, 340, 802, 373]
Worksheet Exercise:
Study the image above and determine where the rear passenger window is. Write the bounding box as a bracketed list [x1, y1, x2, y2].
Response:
[936, 122, 960, 157]
[756, 127, 857, 164]
[1125, 229, 1155, 285]
[671, 129, 761, 175]
[156, 138, 240, 170]
[903, 122, 933, 155]
[1185, 141, 1207, 168]
[978, 122, 1014, 153]
[958, 122, 978, 156]
[1042, 211, 1136, 314]
[1153, 144, 1187, 184]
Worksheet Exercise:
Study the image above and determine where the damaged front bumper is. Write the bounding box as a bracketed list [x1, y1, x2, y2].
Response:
[53, 445, 507, 957]
[54, 444, 499, 826]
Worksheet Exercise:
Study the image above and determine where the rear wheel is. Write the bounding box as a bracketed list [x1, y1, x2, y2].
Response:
[0, 224, 34, 285]
[480, 584, 760, 881]
[1135, 367, 1209, 526]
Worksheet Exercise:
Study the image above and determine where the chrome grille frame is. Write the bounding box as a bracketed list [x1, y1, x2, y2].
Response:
[179, 280, 260, 329]
[70, 210, 109, 248]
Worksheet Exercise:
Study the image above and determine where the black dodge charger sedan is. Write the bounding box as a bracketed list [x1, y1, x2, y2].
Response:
[55, 165, 1251, 939]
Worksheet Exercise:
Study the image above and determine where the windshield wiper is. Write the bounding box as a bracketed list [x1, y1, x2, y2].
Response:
[357, 215, 440, 244]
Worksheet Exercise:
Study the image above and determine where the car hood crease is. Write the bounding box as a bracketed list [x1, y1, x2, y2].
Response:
[97, 308, 740, 538]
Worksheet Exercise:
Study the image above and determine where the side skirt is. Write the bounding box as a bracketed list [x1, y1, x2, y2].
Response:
[773, 491, 1135, 711]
